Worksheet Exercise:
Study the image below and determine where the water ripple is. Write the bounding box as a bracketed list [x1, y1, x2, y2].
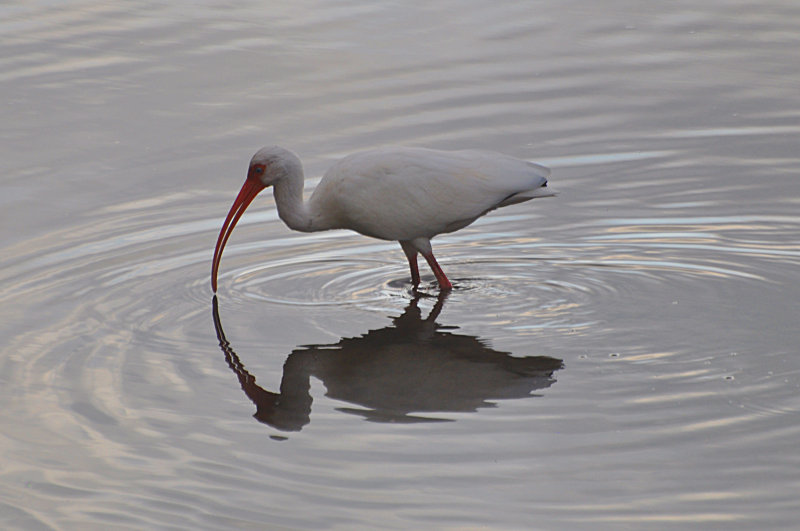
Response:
[3, 0, 800, 527]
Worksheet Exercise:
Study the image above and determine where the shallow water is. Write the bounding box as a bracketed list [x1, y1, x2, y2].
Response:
[2, 0, 800, 529]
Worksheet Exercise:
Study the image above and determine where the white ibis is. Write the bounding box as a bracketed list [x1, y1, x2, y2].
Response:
[212, 146, 554, 292]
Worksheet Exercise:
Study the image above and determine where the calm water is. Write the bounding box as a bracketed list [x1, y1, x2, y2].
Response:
[2, 0, 800, 529]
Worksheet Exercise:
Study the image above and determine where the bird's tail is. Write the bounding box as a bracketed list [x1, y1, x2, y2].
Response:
[498, 184, 557, 207]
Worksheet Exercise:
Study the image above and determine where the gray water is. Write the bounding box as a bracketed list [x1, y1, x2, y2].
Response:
[2, 1, 800, 529]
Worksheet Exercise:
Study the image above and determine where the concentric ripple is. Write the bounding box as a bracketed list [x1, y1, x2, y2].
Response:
[7, 189, 794, 336]
[4, 145, 800, 531]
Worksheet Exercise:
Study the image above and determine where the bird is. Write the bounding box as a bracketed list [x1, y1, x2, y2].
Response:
[211, 146, 554, 292]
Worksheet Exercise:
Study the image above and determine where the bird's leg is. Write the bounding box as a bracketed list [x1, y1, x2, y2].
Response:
[399, 241, 421, 286]
[421, 251, 453, 291]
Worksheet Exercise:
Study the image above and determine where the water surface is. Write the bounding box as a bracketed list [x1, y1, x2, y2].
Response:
[2, 0, 800, 529]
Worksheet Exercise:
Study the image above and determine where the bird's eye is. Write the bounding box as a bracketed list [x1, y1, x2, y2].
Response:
[254, 165, 264, 174]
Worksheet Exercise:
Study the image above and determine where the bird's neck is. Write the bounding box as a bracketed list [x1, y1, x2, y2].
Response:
[272, 173, 333, 233]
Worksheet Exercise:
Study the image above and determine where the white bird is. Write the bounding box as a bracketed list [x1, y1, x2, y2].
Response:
[212, 146, 554, 292]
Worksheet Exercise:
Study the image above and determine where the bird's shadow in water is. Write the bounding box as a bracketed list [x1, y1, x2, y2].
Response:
[212, 292, 563, 433]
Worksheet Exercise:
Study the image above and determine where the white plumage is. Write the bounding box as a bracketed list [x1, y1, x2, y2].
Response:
[212, 146, 554, 292]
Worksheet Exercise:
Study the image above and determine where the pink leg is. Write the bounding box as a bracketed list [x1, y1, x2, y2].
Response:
[422, 251, 453, 291]
[400, 241, 421, 286]
[407, 255, 420, 286]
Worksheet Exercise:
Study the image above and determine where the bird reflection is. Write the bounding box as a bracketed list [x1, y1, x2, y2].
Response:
[212, 293, 562, 432]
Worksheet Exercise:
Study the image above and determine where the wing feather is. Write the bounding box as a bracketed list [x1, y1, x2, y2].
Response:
[312, 147, 550, 240]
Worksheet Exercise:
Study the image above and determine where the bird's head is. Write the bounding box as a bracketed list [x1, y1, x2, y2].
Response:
[248, 145, 303, 187]
[211, 146, 302, 292]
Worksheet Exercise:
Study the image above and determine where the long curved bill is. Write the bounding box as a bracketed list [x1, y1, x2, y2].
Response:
[211, 177, 266, 292]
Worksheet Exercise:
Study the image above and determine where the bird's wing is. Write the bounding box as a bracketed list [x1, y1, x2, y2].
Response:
[315, 147, 550, 241]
